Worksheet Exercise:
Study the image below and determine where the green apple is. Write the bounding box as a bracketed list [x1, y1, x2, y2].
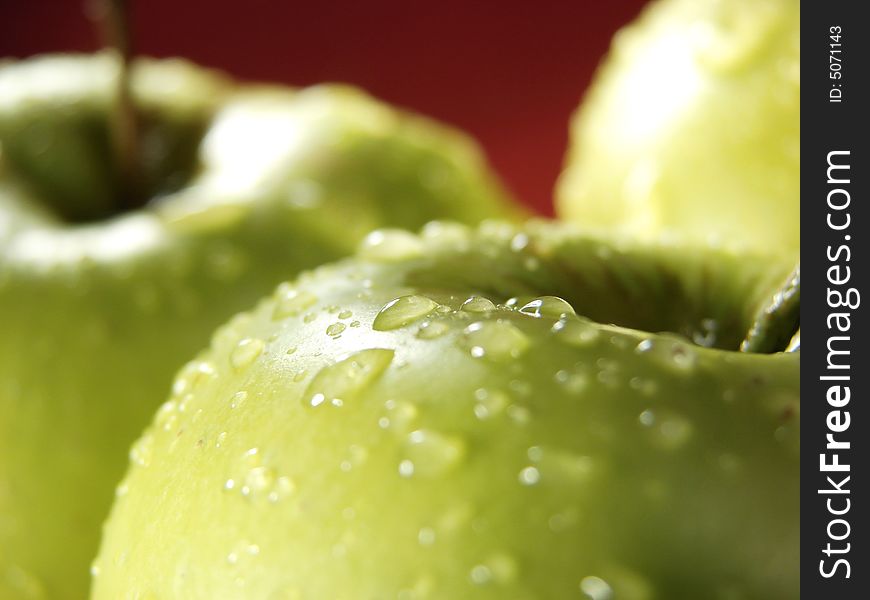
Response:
[0, 53, 518, 599]
[92, 220, 799, 599]
[556, 0, 800, 256]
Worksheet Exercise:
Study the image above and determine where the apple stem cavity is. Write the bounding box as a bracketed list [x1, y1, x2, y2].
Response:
[97, 0, 145, 211]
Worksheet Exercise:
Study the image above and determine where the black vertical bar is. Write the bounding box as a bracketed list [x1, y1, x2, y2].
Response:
[802, 0, 868, 597]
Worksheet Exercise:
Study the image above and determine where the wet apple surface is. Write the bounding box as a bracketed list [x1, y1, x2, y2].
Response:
[92, 221, 799, 599]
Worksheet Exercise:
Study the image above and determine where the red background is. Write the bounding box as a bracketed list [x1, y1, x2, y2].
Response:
[0, 0, 649, 214]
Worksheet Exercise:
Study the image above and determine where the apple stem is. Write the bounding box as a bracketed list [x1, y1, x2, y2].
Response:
[98, 0, 143, 210]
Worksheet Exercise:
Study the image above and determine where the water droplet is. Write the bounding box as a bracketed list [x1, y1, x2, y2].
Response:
[155, 400, 179, 430]
[469, 564, 492, 585]
[326, 322, 346, 337]
[285, 179, 322, 208]
[554, 368, 589, 395]
[519, 296, 576, 319]
[510, 232, 529, 252]
[421, 221, 471, 247]
[398, 459, 416, 478]
[130, 434, 154, 468]
[215, 431, 228, 448]
[339, 444, 369, 472]
[473, 388, 509, 419]
[115, 482, 129, 498]
[417, 319, 450, 339]
[231, 338, 264, 370]
[639, 409, 656, 427]
[641, 410, 693, 450]
[272, 285, 318, 319]
[548, 509, 579, 533]
[401, 429, 466, 477]
[303, 348, 395, 408]
[373, 295, 439, 331]
[635, 337, 698, 372]
[359, 229, 424, 262]
[172, 360, 217, 396]
[338, 310, 353, 319]
[580, 575, 614, 600]
[552, 317, 600, 346]
[693, 318, 719, 347]
[244, 466, 276, 495]
[518, 466, 540, 486]
[485, 553, 518, 584]
[381, 399, 418, 432]
[507, 404, 531, 425]
[536, 449, 595, 484]
[230, 391, 248, 409]
[629, 377, 658, 396]
[418, 527, 436, 546]
[461, 296, 497, 313]
[268, 476, 296, 503]
[461, 320, 530, 362]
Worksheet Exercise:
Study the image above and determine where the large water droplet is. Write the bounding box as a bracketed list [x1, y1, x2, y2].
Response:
[326, 322, 347, 337]
[401, 429, 466, 477]
[359, 229, 424, 262]
[580, 575, 614, 600]
[231, 338, 265, 370]
[518, 466, 540, 486]
[520, 296, 576, 319]
[461, 321, 530, 362]
[373, 295, 439, 331]
[303, 348, 395, 408]
[461, 296, 497, 313]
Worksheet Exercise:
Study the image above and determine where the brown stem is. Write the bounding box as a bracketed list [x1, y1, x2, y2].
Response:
[96, 0, 143, 210]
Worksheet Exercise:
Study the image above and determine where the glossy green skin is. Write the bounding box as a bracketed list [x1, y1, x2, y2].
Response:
[0, 54, 516, 599]
[93, 221, 799, 599]
[556, 0, 800, 256]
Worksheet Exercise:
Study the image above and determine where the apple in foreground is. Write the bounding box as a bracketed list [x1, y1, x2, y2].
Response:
[0, 54, 516, 599]
[556, 0, 800, 256]
[92, 220, 800, 599]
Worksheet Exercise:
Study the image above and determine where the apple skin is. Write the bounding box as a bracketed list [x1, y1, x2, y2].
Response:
[556, 0, 800, 256]
[0, 54, 517, 599]
[92, 220, 799, 599]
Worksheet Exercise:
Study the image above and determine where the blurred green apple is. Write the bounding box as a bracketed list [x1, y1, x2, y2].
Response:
[556, 0, 799, 256]
[92, 220, 799, 599]
[0, 53, 517, 599]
